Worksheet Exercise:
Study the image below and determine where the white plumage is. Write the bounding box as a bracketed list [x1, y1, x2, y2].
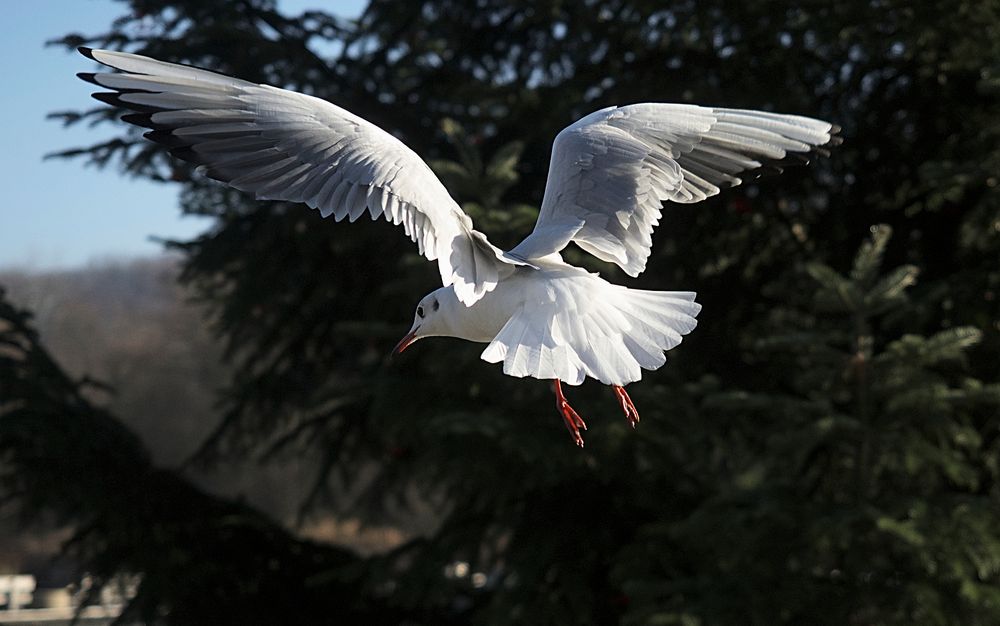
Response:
[80, 48, 516, 306]
[507, 104, 834, 275]
[79, 48, 839, 445]
[479, 261, 701, 385]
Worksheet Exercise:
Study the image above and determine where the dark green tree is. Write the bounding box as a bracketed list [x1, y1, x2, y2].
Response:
[7, 0, 996, 623]
[0, 288, 423, 625]
[618, 226, 1000, 624]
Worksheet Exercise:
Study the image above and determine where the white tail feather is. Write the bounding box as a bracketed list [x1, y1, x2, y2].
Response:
[482, 273, 701, 386]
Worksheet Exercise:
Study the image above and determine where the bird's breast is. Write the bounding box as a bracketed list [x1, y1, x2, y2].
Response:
[449, 264, 584, 344]
[449, 275, 533, 343]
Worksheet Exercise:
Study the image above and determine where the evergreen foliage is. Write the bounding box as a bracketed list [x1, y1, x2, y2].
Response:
[0, 289, 420, 624]
[2, 0, 996, 623]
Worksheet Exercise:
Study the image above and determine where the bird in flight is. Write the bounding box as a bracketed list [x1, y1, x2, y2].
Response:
[79, 48, 839, 446]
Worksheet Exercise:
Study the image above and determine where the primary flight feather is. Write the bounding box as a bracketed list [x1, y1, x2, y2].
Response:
[79, 47, 839, 446]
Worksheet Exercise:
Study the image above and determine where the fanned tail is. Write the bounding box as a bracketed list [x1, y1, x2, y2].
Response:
[481, 275, 701, 386]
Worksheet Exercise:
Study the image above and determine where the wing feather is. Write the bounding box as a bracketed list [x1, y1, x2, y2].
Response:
[481, 269, 701, 386]
[79, 47, 522, 305]
[508, 103, 840, 276]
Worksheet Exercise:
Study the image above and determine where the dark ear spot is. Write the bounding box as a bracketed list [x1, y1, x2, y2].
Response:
[432, 299, 440, 312]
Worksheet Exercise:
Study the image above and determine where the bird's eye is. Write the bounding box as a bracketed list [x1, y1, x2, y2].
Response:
[416, 305, 425, 318]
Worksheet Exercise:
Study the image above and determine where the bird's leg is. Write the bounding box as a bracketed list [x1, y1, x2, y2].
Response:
[553, 379, 587, 447]
[613, 385, 640, 428]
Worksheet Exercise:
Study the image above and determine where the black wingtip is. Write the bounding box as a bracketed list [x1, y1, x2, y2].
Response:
[91, 91, 120, 106]
[168, 146, 211, 170]
[92, 91, 161, 114]
[78, 46, 96, 60]
[144, 129, 191, 149]
[822, 124, 844, 150]
[77, 72, 100, 86]
[121, 112, 159, 130]
[754, 164, 785, 179]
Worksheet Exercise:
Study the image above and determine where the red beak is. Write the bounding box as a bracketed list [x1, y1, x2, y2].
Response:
[391, 329, 418, 356]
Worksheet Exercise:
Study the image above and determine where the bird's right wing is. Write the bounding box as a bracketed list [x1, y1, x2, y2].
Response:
[78, 48, 518, 305]
[507, 103, 839, 275]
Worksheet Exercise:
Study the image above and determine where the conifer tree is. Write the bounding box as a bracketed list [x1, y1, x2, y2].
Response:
[5, 0, 995, 622]
[619, 226, 1000, 624]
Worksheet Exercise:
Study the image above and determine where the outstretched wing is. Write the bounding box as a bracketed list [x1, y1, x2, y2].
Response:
[507, 103, 840, 276]
[78, 48, 515, 305]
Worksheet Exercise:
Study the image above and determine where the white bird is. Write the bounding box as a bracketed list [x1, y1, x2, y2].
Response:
[79, 48, 839, 446]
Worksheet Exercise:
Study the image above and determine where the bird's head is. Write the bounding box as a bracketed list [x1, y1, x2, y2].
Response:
[392, 286, 461, 355]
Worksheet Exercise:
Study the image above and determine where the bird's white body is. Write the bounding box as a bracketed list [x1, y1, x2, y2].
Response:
[412, 257, 699, 386]
[79, 47, 838, 442]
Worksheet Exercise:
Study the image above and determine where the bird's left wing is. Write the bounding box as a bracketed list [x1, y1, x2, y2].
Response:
[78, 48, 517, 305]
[507, 103, 839, 276]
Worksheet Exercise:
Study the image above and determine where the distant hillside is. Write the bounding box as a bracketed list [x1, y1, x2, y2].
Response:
[1, 256, 221, 465]
[0, 257, 418, 580]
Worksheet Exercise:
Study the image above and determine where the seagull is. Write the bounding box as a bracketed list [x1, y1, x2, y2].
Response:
[78, 47, 839, 446]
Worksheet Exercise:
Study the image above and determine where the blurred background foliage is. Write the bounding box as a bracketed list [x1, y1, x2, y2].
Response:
[1, 0, 998, 623]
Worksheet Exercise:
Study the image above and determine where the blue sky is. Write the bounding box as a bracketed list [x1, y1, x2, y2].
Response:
[0, 0, 364, 271]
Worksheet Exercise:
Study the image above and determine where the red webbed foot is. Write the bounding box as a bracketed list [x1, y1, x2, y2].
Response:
[553, 379, 587, 447]
[613, 385, 640, 428]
